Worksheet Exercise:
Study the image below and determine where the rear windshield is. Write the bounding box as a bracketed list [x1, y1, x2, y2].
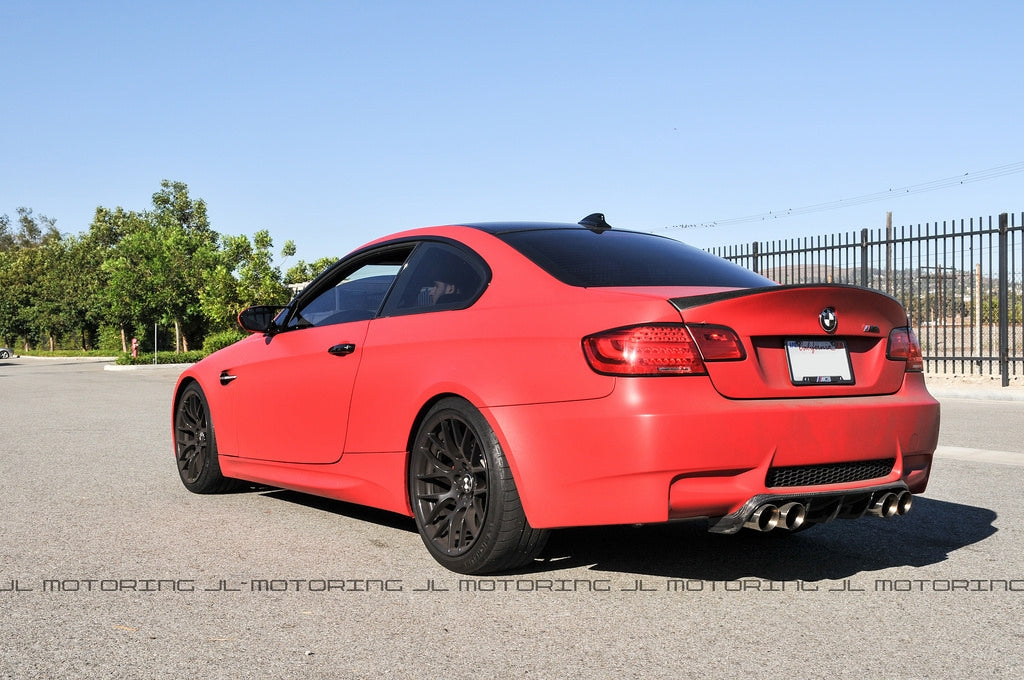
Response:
[494, 228, 774, 288]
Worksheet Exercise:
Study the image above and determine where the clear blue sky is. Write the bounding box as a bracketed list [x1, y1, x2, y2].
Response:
[2, 0, 1022, 263]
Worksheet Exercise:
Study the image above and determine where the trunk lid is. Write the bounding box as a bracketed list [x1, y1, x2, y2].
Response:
[671, 284, 911, 399]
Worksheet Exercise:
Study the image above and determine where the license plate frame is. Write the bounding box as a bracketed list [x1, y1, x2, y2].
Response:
[785, 338, 854, 385]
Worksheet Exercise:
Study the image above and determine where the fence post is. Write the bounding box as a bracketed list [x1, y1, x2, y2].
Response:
[976, 262, 984, 370]
[885, 212, 893, 295]
[751, 241, 760, 275]
[999, 212, 1009, 386]
[860, 228, 869, 287]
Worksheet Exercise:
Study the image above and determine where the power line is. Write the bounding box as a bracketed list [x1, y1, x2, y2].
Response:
[663, 161, 1024, 230]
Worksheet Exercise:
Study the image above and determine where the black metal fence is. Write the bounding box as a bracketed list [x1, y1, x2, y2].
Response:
[708, 212, 1023, 386]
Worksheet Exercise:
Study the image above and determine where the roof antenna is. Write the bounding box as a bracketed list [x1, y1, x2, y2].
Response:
[579, 213, 612, 233]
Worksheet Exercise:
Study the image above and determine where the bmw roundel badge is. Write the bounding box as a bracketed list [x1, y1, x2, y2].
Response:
[819, 307, 838, 334]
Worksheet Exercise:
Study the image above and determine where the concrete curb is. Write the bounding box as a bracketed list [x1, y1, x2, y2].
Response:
[104, 363, 193, 372]
[11, 355, 193, 372]
[14, 354, 116, 363]
[927, 387, 1024, 402]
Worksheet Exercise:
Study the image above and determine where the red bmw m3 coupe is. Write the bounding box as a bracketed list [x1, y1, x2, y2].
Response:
[172, 214, 939, 574]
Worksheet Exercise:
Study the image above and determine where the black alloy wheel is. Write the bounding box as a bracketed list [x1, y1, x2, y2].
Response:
[174, 383, 235, 493]
[409, 398, 548, 574]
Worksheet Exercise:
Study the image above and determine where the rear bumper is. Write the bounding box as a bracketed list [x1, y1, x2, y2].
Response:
[485, 373, 939, 529]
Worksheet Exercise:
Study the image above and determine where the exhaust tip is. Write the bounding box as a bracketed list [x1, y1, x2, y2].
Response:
[744, 504, 780, 532]
[896, 490, 913, 516]
[778, 502, 806, 531]
[868, 493, 899, 518]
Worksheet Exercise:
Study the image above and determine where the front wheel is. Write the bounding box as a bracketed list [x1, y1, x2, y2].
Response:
[0, 350, 10, 359]
[409, 398, 548, 574]
[174, 382, 236, 493]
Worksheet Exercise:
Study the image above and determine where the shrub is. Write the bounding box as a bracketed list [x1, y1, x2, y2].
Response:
[115, 351, 207, 366]
[97, 325, 126, 353]
[203, 330, 246, 353]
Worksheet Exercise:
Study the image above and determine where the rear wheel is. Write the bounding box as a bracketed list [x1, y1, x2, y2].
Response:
[174, 383, 235, 493]
[409, 398, 548, 574]
[0, 350, 10, 359]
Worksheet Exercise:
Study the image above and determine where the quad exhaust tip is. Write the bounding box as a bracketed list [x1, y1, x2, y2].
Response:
[777, 501, 806, 531]
[868, 490, 913, 518]
[744, 502, 806, 532]
[743, 492, 911, 532]
[743, 504, 780, 532]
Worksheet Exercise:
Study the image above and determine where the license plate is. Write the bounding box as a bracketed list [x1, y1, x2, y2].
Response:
[785, 339, 854, 385]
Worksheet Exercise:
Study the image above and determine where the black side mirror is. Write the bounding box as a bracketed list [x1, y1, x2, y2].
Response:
[238, 306, 284, 334]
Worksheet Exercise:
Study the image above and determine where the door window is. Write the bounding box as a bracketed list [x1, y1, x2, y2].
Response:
[382, 242, 488, 315]
[283, 247, 413, 329]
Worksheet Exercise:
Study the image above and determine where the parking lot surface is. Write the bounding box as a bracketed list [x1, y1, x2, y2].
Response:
[2, 358, 1023, 678]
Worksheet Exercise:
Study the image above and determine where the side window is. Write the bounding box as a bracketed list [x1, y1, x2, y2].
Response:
[284, 250, 411, 329]
[383, 242, 488, 315]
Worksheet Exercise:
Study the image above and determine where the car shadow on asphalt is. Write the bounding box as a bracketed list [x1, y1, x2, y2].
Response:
[258, 489, 420, 533]
[532, 497, 996, 581]
[248, 490, 994, 581]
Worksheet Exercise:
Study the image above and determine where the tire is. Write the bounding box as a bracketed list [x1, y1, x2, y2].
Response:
[174, 382, 236, 494]
[409, 397, 549, 574]
[0, 350, 10, 359]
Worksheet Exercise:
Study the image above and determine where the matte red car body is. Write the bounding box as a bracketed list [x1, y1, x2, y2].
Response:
[173, 223, 939, 535]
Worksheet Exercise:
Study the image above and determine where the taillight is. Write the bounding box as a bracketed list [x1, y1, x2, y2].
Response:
[887, 327, 924, 372]
[583, 324, 707, 376]
[687, 324, 747, 361]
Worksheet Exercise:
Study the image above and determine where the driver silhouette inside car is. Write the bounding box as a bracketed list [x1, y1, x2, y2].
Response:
[409, 249, 480, 308]
[426, 278, 459, 305]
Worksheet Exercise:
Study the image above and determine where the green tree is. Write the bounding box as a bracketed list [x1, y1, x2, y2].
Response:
[0, 209, 65, 349]
[96, 206, 161, 351]
[0, 213, 13, 252]
[0, 248, 31, 347]
[201, 230, 291, 331]
[237, 230, 290, 306]
[59, 232, 109, 349]
[284, 256, 336, 286]
[149, 180, 219, 351]
[4, 183, 322, 352]
[98, 181, 219, 352]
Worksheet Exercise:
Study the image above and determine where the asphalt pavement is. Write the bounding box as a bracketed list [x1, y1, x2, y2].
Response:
[2, 356, 1023, 679]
